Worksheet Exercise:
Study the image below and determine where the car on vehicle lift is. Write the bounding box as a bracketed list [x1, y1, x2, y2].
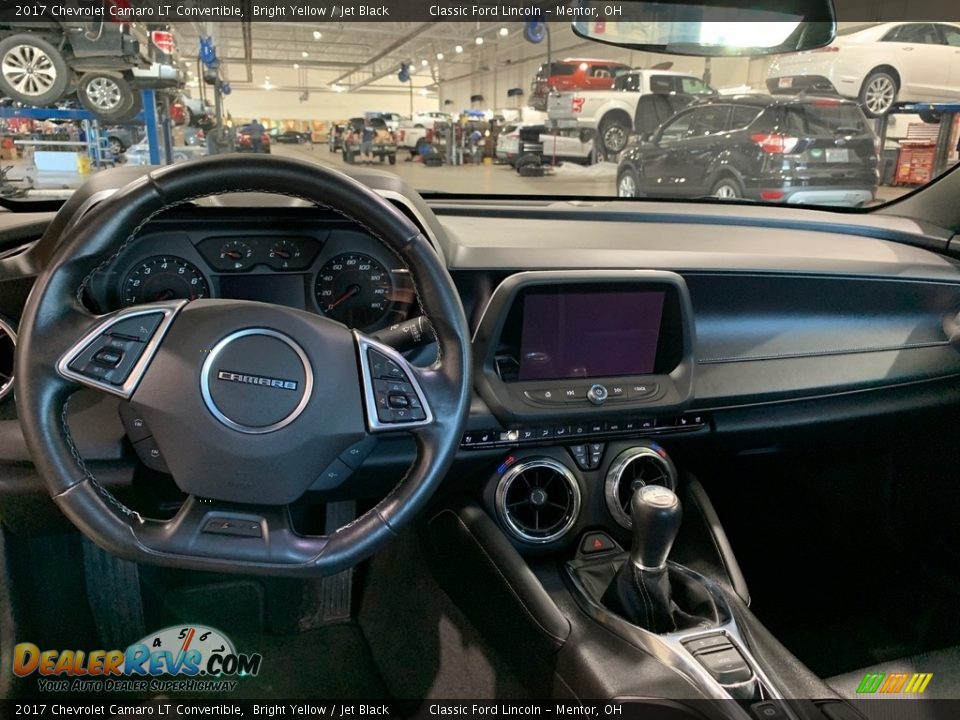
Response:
[547, 69, 717, 159]
[616, 94, 880, 206]
[0, 21, 183, 122]
[767, 21, 960, 119]
[529, 58, 633, 111]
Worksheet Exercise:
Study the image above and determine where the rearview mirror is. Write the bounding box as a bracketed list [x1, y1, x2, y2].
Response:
[570, 0, 836, 57]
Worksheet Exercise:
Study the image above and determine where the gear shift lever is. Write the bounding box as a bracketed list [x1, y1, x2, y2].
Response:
[630, 484, 682, 571]
[602, 484, 718, 633]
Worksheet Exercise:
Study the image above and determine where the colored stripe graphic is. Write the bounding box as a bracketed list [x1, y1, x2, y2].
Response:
[857, 672, 933, 694]
[857, 673, 885, 693]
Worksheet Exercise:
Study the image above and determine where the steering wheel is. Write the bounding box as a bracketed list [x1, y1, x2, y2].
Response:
[14, 156, 472, 576]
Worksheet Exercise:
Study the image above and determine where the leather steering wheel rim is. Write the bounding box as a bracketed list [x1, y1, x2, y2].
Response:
[14, 155, 472, 576]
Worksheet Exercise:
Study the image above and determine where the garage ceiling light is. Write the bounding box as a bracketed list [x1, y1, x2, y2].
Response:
[421, 59, 428, 66]
[499, 27, 508, 37]
[293, 63, 300, 69]
[436, 52, 444, 60]
[475, 36, 484, 45]
[455, 45, 463, 53]
[313, 30, 322, 40]
[301, 51, 309, 58]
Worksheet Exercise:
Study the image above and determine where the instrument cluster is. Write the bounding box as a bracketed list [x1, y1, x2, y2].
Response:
[100, 228, 416, 333]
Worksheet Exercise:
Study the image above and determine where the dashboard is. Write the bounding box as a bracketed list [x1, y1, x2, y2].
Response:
[84, 208, 417, 333]
[3, 165, 960, 550]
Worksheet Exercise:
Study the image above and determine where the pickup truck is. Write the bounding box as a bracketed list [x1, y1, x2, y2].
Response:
[342, 117, 397, 165]
[496, 124, 594, 168]
[547, 69, 716, 159]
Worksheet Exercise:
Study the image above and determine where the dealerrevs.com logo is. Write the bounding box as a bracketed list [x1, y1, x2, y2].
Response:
[13, 625, 263, 693]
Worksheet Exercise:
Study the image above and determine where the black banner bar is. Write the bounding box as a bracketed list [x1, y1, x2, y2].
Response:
[3, 699, 960, 720]
[1, 0, 960, 23]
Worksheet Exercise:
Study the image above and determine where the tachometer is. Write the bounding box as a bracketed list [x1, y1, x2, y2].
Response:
[315, 253, 392, 329]
[121, 256, 209, 306]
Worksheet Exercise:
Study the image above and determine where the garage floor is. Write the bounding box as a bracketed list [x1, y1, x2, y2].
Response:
[269, 143, 916, 205]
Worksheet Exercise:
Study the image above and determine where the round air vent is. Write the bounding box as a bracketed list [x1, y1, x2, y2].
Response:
[0, 316, 16, 402]
[495, 458, 581, 544]
[605, 444, 677, 529]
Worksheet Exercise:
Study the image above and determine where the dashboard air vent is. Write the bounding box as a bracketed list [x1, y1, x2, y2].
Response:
[605, 444, 677, 529]
[495, 458, 581, 544]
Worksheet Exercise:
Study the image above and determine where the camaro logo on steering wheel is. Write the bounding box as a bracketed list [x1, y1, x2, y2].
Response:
[216, 370, 299, 391]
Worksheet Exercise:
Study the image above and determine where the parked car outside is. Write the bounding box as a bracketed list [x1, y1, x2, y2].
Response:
[766, 22, 960, 118]
[236, 124, 272, 153]
[271, 129, 305, 144]
[530, 58, 632, 110]
[409, 111, 453, 128]
[616, 94, 879, 207]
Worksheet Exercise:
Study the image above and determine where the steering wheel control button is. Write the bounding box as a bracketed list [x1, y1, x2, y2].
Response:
[587, 383, 609, 405]
[579, 531, 618, 555]
[311, 458, 352, 490]
[118, 403, 152, 443]
[202, 517, 262, 538]
[339, 436, 378, 469]
[361, 342, 431, 428]
[133, 436, 169, 474]
[93, 347, 124, 367]
[201, 328, 312, 434]
[107, 312, 164, 342]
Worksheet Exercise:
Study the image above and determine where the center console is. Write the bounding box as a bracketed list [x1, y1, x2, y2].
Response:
[424, 270, 862, 720]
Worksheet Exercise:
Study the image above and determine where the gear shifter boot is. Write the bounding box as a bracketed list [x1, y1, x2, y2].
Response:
[602, 561, 720, 633]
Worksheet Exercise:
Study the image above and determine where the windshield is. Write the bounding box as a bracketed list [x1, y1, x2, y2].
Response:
[0, 13, 955, 209]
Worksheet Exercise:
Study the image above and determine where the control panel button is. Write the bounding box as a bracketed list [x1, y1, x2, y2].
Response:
[367, 349, 426, 425]
[749, 702, 789, 720]
[523, 388, 563, 403]
[339, 437, 377, 469]
[696, 647, 753, 685]
[312, 458, 352, 490]
[587, 383, 609, 406]
[682, 634, 732, 655]
[607, 384, 629, 401]
[558, 386, 587, 401]
[628, 383, 659, 400]
[579, 531, 618, 555]
[93, 347, 124, 367]
[554, 425, 571, 439]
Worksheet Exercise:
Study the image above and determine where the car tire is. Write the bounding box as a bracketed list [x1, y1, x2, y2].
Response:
[711, 177, 743, 200]
[599, 116, 631, 157]
[344, 150, 354, 164]
[919, 109, 941, 124]
[0, 33, 71, 107]
[388, 154, 397, 165]
[617, 168, 640, 197]
[859, 70, 899, 118]
[77, 72, 137, 122]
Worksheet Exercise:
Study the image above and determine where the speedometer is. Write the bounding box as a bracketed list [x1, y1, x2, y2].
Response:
[315, 253, 393, 330]
[121, 256, 209, 307]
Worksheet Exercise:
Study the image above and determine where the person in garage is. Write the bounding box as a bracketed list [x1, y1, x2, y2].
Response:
[249, 118, 266, 154]
[361, 120, 375, 163]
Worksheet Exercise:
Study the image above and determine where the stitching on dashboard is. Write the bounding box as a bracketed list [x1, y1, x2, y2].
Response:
[698, 340, 950, 364]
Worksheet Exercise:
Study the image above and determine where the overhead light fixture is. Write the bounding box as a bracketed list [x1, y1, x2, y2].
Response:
[436, 52, 444, 60]
[420, 88, 428, 96]
[313, 30, 322, 40]
[293, 63, 300, 69]
[455, 45, 463, 53]
[420, 59, 428, 66]
[475, 36, 484, 45]
[331, 83, 345, 92]
[499, 27, 509, 37]
[302, 51, 309, 58]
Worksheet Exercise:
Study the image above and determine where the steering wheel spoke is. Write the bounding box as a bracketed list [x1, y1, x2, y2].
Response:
[355, 331, 437, 433]
[133, 496, 330, 568]
[56, 300, 185, 398]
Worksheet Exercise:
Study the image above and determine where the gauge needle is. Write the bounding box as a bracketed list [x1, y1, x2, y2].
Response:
[326, 285, 361, 311]
[272, 249, 290, 259]
[221, 251, 242, 260]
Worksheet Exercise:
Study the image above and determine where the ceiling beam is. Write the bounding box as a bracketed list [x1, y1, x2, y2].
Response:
[329, 21, 437, 85]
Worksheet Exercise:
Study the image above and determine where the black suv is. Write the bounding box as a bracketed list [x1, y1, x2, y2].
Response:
[616, 94, 880, 206]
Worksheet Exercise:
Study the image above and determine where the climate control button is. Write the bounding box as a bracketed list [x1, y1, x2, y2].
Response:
[587, 384, 608, 405]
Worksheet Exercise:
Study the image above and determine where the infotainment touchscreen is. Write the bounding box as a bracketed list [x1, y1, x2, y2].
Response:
[518, 289, 666, 381]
